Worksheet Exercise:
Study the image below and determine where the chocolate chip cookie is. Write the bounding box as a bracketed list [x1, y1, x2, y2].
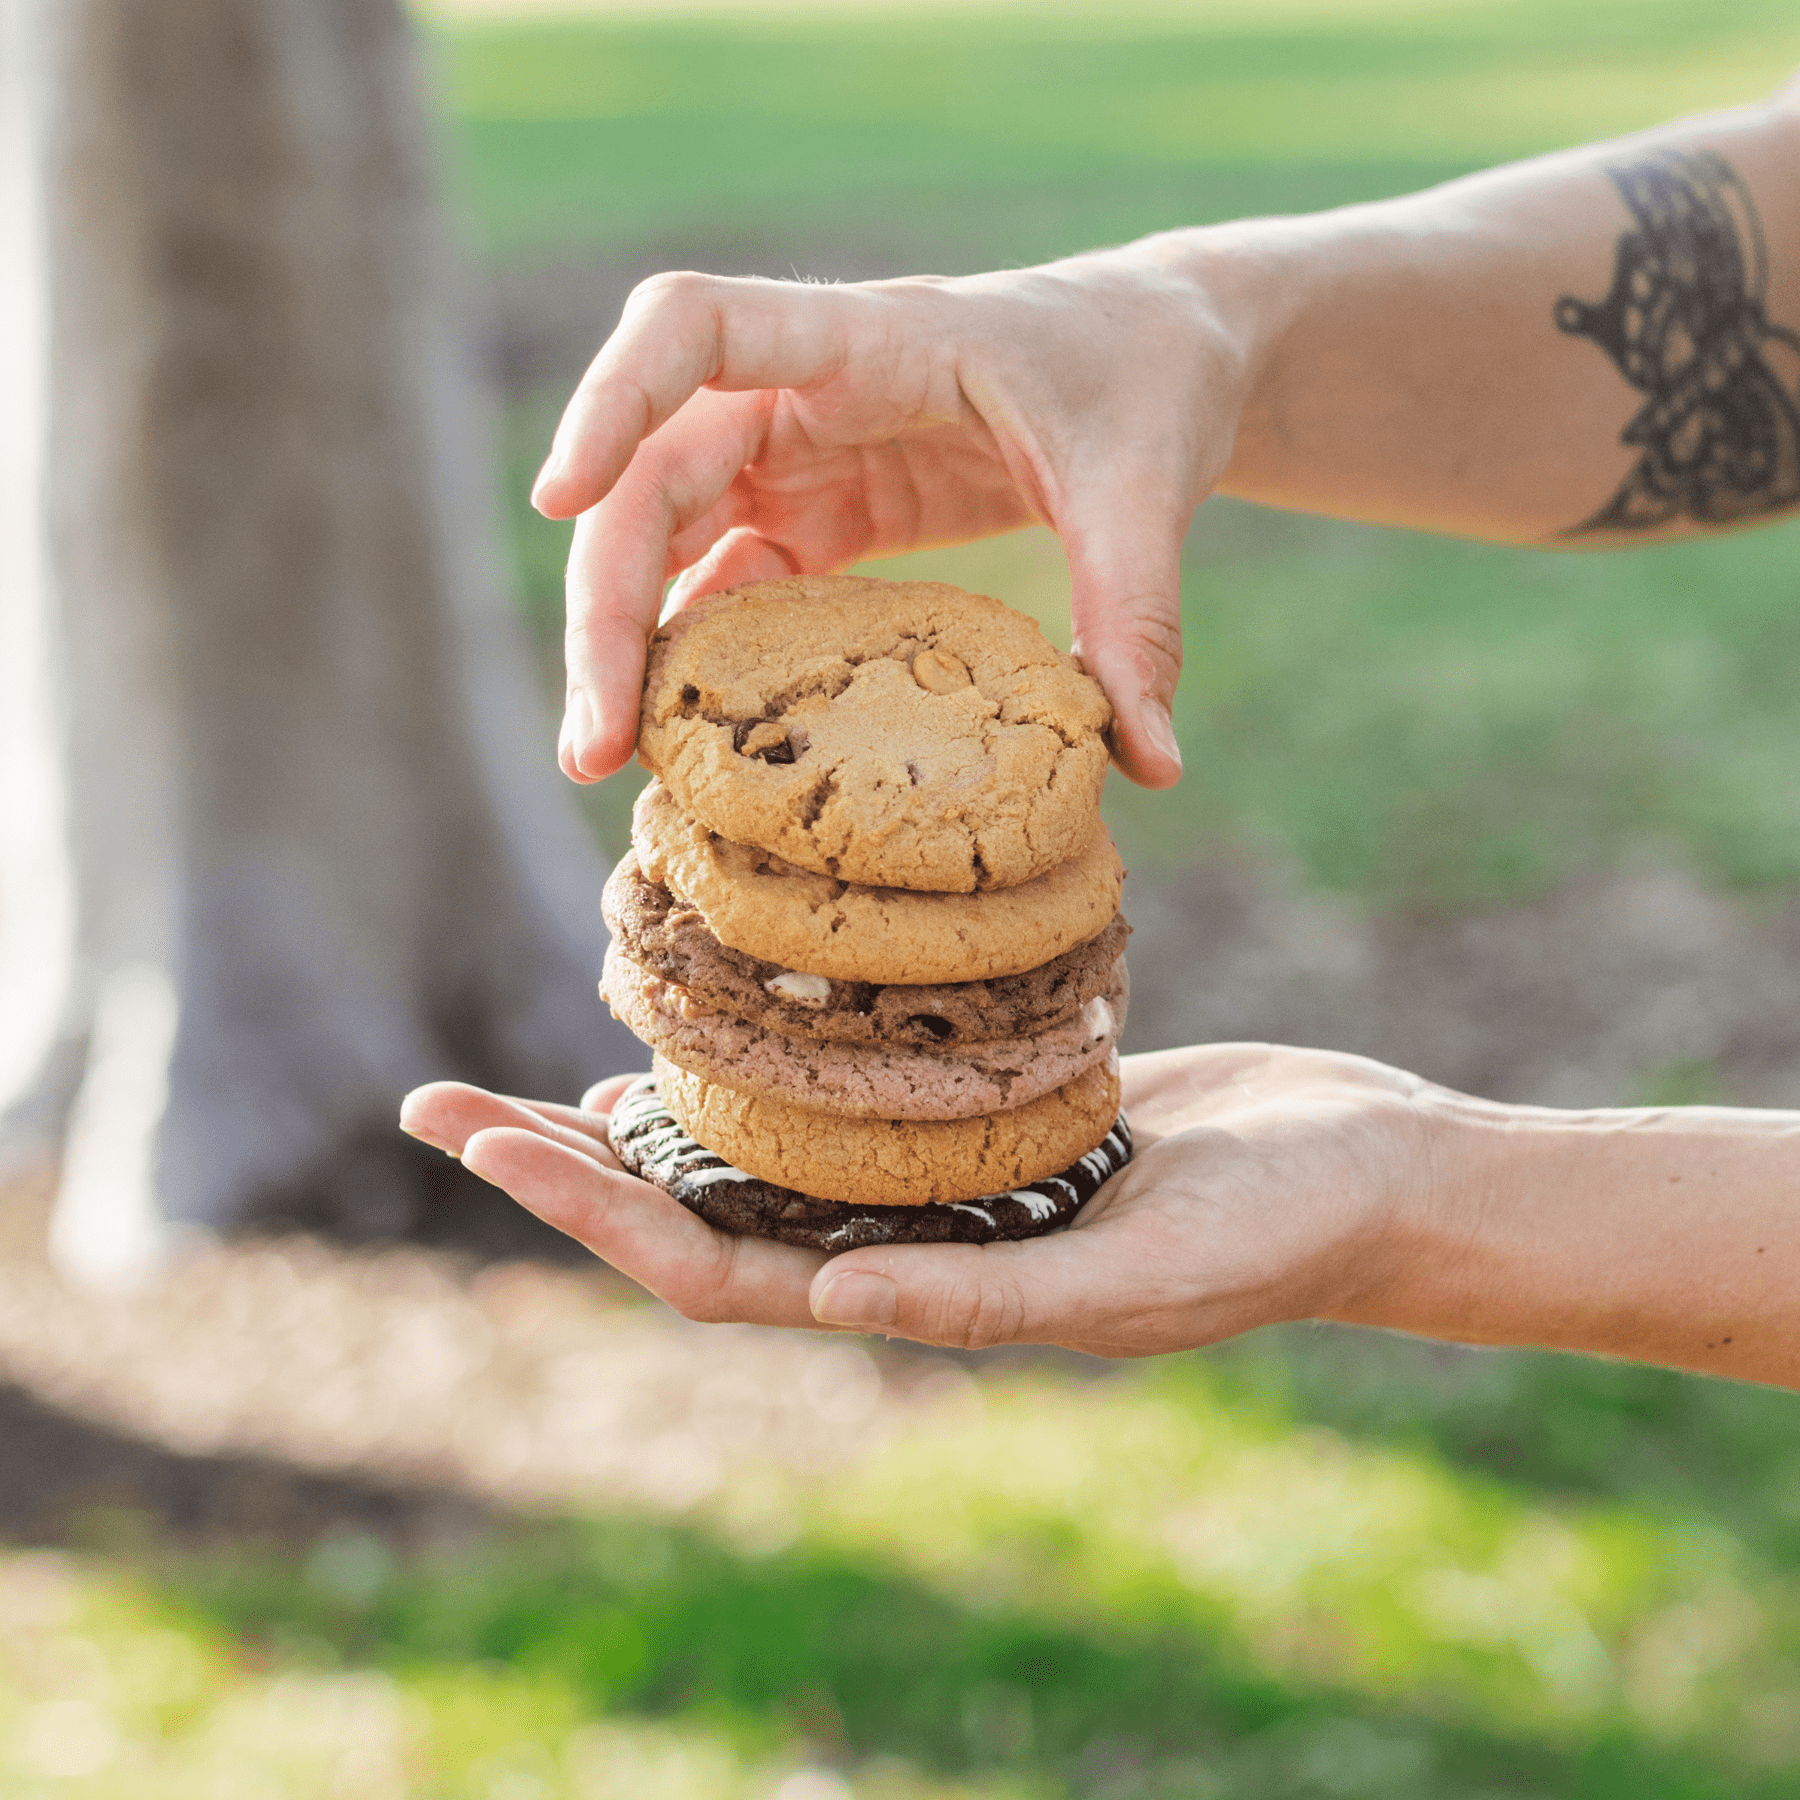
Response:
[638, 575, 1112, 892]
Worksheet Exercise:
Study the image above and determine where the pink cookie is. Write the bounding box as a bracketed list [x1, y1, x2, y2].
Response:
[603, 943, 1128, 1121]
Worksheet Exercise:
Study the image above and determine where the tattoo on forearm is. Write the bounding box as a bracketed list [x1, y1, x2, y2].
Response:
[1555, 148, 1800, 532]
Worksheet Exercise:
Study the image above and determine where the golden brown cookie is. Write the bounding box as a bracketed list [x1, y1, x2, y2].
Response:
[638, 576, 1112, 893]
[631, 779, 1125, 985]
[655, 1052, 1122, 1206]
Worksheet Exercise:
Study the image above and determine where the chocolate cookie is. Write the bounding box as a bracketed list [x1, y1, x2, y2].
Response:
[605, 943, 1128, 1120]
[638, 576, 1112, 892]
[632, 780, 1125, 986]
[604, 851, 1131, 1049]
[655, 1052, 1122, 1206]
[610, 1072, 1133, 1249]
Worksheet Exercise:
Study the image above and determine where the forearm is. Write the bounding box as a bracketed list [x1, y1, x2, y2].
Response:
[1120, 90, 1800, 543]
[1342, 1094, 1800, 1386]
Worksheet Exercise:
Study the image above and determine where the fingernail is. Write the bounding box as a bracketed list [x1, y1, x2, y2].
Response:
[399, 1122, 459, 1159]
[1138, 697, 1182, 772]
[531, 446, 567, 510]
[813, 1271, 897, 1329]
[563, 688, 596, 774]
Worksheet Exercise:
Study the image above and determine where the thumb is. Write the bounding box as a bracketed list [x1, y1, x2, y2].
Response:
[807, 1233, 1097, 1350]
[1059, 485, 1188, 790]
[666, 526, 800, 613]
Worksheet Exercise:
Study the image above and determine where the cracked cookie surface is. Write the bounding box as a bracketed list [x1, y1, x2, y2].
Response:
[638, 575, 1112, 892]
[654, 1052, 1122, 1206]
[603, 850, 1131, 1048]
[604, 942, 1128, 1120]
[631, 780, 1125, 985]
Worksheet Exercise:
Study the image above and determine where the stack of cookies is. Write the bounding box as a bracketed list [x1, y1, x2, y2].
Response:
[602, 575, 1133, 1250]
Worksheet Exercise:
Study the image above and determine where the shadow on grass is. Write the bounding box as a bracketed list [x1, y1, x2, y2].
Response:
[0, 1379, 488, 1556]
[4, 1376, 1791, 1800]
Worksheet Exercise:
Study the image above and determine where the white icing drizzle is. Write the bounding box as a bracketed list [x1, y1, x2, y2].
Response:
[678, 1165, 757, 1187]
[998, 1189, 1062, 1221]
[948, 1203, 997, 1226]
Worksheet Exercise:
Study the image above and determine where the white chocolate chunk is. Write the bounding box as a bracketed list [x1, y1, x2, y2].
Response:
[764, 969, 833, 1005]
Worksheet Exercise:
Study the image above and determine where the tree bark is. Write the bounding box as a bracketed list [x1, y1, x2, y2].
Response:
[0, 0, 637, 1275]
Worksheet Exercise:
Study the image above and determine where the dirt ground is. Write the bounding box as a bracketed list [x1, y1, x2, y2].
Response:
[1121, 853, 1800, 1110]
[0, 1147, 1023, 1556]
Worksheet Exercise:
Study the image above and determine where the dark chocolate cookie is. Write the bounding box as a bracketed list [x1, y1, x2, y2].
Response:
[608, 1073, 1132, 1250]
[604, 852, 1130, 1049]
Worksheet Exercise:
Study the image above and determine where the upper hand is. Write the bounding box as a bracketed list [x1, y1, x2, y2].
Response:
[533, 249, 1252, 791]
[398, 1045, 1437, 1357]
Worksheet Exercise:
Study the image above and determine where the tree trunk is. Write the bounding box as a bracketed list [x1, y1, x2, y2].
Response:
[0, 0, 638, 1277]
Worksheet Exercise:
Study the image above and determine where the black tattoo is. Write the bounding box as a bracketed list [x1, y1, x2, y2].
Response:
[1555, 148, 1800, 532]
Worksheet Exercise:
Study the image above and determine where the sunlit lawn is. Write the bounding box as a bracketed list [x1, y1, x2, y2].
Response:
[13, 1344, 1800, 1796]
[12, 4, 1800, 1796]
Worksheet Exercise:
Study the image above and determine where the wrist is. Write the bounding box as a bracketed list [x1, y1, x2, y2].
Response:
[1102, 222, 1306, 441]
[1330, 1090, 1800, 1384]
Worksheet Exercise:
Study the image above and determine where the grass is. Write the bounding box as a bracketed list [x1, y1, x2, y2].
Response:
[16, 1341, 1800, 1797]
[418, 0, 1800, 268]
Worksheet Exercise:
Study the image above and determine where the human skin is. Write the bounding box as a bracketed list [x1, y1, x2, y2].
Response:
[534, 87, 1800, 789]
[399, 1051, 1800, 1387]
[405, 79, 1800, 1380]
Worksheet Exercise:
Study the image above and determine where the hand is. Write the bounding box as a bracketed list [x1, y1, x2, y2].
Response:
[532, 247, 1256, 791]
[397, 1045, 1437, 1357]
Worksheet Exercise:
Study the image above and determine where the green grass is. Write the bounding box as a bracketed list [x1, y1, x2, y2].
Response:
[20, 1341, 1800, 1797]
[419, 0, 1800, 267]
[1126, 506, 1800, 899]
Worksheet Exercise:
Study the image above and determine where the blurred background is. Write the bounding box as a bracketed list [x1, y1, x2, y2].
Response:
[9, 0, 1800, 1794]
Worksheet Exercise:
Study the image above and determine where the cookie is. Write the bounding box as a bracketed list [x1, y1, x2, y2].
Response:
[605, 942, 1127, 1120]
[610, 1072, 1133, 1249]
[632, 780, 1125, 985]
[654, 1052, 1122, 1206]
[638, 576, 1112, 892]
[604, 851, 1131, 1049]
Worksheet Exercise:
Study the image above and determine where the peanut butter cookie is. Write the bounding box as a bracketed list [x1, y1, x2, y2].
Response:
[655, 1052, 1122, 1206]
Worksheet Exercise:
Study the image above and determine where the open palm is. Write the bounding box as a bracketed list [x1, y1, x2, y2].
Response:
[399, 1044, 1432, 1357]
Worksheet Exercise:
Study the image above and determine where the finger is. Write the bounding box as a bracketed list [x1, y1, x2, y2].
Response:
[581, 1074, 642, 1114]
[498, 1095, 616, 1149]
[807, 1220, 1133, 1351]
[400, 1081, 615, 1165]
[532, 272, 866, 520]
[1059, 475, 1189, 790]
[560, 387, 774, 781]
[461, 1126, 829, 1329]
[664, 526, 800, 611]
